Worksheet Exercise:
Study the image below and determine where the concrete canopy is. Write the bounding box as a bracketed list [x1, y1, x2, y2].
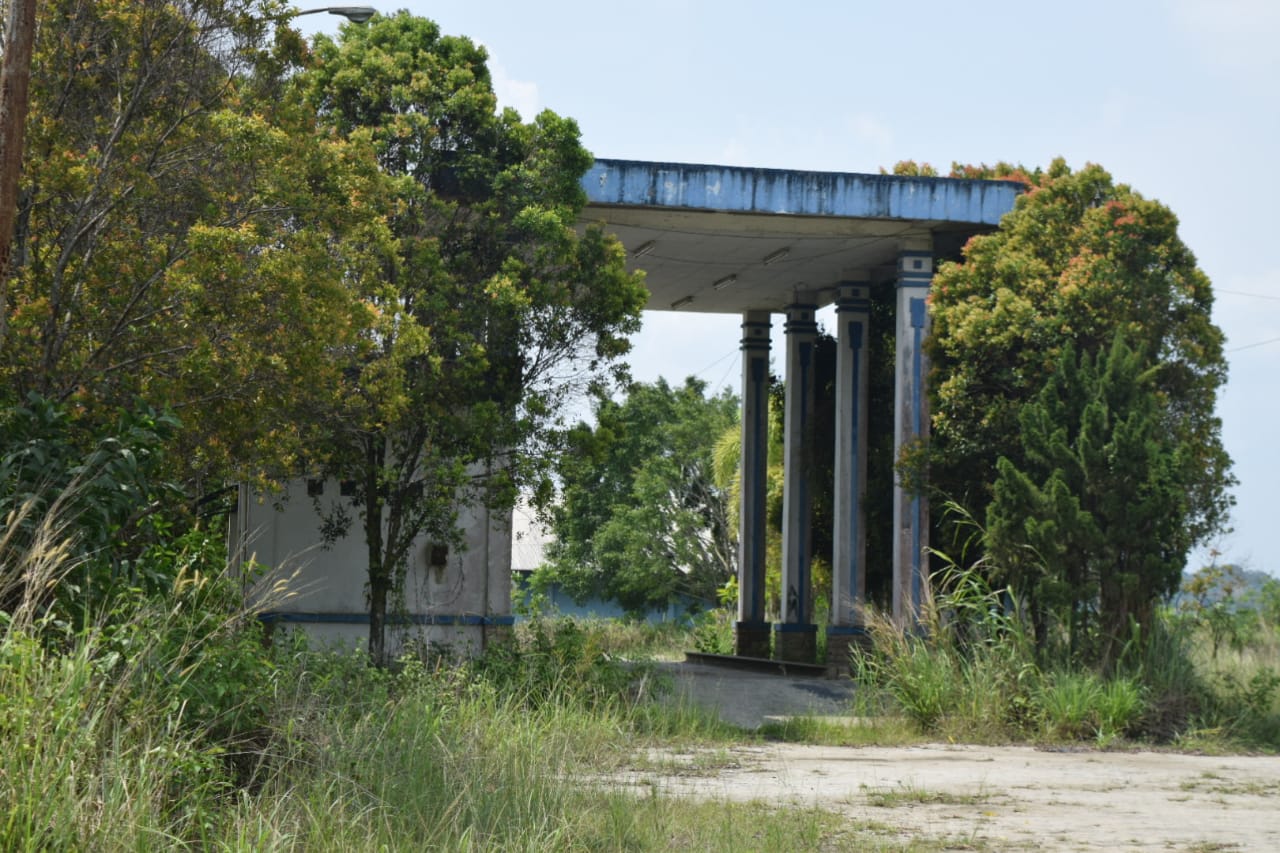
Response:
[577, 158, 1027, 658]
[579, 159, 1022, 313]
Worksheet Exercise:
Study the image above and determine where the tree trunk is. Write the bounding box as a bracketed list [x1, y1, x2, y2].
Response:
[363, 432, 388, 666]
[0, 0, 38, 354]
[1098, 569, 1130, 676]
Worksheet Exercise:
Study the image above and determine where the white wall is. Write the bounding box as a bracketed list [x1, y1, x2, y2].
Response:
[228, 477, 513, 657]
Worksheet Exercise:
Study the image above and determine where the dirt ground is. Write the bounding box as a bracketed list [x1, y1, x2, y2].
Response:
[643, 662, 1280, 851]
[621, 741, 1280, 851]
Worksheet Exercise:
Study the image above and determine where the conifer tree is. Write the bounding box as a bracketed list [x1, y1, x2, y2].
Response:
[986, 335, 1192, 667]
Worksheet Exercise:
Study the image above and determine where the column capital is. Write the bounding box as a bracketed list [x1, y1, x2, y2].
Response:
[897, 250, 933, 289]
[836, 281, 871, 312]
[740, 310, 772, 351]
[784, 302, 818, 337]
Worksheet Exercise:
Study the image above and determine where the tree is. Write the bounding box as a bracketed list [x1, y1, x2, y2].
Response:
[927, 160, 1233, 657]
[2, 0, 386, 497]
[1180, 562, 1259, 660]
[539, 377, 738, 614]
[986, 336, 1193, 667]
[301, 13, 646, 663]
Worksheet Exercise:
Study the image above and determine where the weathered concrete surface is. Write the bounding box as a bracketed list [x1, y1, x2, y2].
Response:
[656, 660, 855, 730]
[650, 661, 1280, 849]
[578, 160, 1023, 315]
[229, 477, 512, 657]
[583, 160, 1022, 225]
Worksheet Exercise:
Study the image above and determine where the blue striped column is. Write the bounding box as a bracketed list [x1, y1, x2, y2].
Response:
[830, 281, 871, 651]
[893, 243, 933, 628]
[735, 310, 772, 658]
[776, 299, 818, 663]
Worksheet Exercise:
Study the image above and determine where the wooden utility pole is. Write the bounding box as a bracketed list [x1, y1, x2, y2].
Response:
[0, 0, 37, 353]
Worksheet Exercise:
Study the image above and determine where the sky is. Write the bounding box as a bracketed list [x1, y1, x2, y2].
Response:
[302, 1, 1280, 576]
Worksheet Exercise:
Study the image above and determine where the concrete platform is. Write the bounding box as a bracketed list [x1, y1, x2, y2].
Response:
[682, 651, 829, 678]
[657, 659, 856, 731]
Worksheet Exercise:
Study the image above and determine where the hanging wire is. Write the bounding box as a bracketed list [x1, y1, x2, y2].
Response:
[1228, 335, 1280, 353]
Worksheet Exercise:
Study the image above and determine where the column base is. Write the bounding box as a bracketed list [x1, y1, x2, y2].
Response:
[734, 621, 771, 658]
[773, 623, 817, 663]
[825, 625, 872, 677]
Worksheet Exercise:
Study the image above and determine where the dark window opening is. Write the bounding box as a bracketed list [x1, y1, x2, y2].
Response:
[428, 544, 449, 568]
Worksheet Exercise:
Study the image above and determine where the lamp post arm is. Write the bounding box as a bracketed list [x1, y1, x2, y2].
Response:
[294, 7, 376, 23]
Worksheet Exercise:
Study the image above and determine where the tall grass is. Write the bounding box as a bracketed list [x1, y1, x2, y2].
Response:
[853, 554, 1280, 749]
[218, 651, 757, 849]
[4, 611, 848, 850]
[853, 561, 1046, 741]
[3, 497, 848, 850]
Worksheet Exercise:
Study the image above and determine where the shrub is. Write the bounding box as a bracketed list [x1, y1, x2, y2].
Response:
[476, 615, 663, 710]
[0, 394, 182, 623]
[691, 607, 735, 655]
[1036, 672, 1107, 739]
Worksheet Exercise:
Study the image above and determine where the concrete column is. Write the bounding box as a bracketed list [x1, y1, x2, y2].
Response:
[893, 243, 933, 627]
[829, 281, 871, 668]
[776, 298, 818, 662]
[735, 310, 772, 658]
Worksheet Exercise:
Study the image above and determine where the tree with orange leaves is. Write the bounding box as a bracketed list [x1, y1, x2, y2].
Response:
[926, 159, 1232, 659]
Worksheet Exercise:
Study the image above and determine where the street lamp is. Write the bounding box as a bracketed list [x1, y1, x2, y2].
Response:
[295, 6, 377, 23]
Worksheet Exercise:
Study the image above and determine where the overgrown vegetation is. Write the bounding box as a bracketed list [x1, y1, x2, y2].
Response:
[1, 2, 1270, 846]
[849, 544, 1280, 750]
[2, 1, 647, 668]
[4, 496, 861, 849]
[0, 398, 811, 849]
[300, 12, 646, 664]
[6, 477, 1279, 850]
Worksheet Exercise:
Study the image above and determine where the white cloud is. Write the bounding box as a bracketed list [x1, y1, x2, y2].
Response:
[486, 55, 540, 118]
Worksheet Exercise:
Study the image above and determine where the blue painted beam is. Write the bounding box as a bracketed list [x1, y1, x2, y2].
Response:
[257, 611, 516, 626]
[583, 159, 1021, 226]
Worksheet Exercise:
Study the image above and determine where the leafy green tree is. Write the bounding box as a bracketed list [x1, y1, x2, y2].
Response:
[1180, 562, 1260, 659]
[1255, 577, 1280, 636]
[927, 160, 1232, 655]
[3, 0, 385, 496]
[986, 336, 1194, 667]
[301, 13, 646, 662]
[0, 393, 180, 620]
[539, 377, 738, 614]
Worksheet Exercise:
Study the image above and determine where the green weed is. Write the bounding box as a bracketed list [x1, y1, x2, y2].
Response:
[862, 781, 999, 808]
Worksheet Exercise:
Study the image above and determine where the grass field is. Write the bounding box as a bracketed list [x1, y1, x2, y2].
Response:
[5, 518, 1278, 851]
